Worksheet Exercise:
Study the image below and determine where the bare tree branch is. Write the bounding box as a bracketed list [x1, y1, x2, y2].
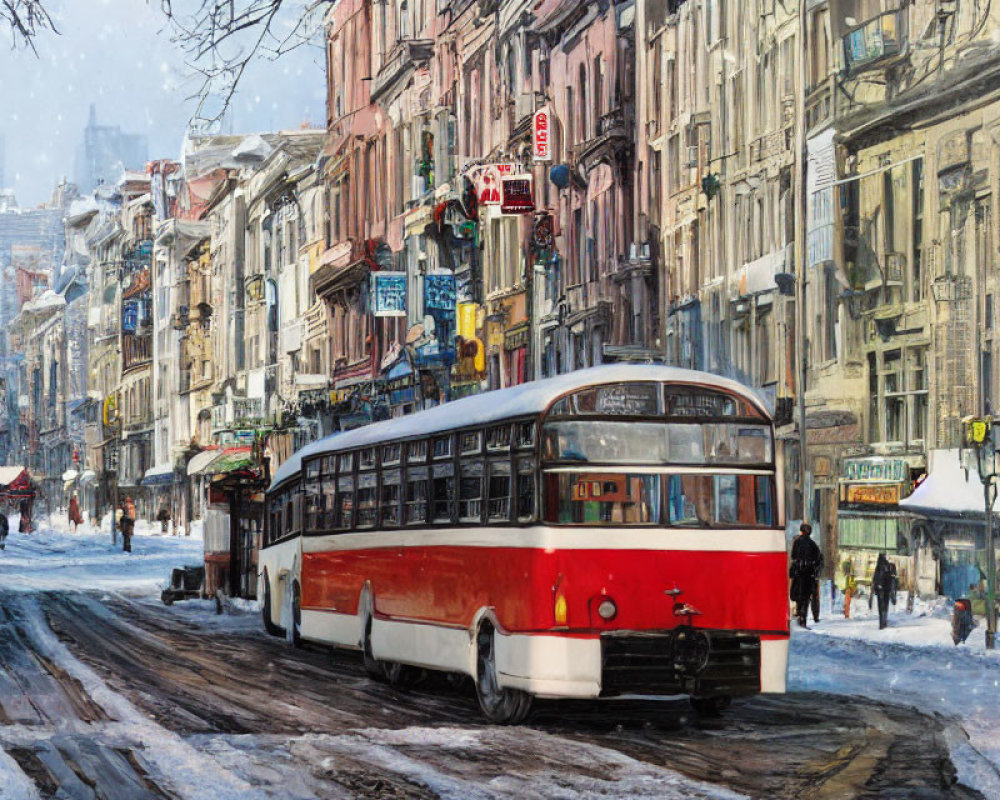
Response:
[1, 0, 57, 54]
[159, 0, 329, 128]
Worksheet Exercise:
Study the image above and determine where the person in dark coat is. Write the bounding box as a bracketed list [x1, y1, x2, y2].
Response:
[0, 511, 7, 550]
[119, 510, 135, 554]
[870, 553, 897, 629]
[790, 523, 823, 627]
[156, 505, 171, 534]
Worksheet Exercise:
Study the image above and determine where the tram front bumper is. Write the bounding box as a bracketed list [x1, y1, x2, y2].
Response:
[494, 629, 786, 699]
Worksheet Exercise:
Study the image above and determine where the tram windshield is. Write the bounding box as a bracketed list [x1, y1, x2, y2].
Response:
[542, 421, 772, 466]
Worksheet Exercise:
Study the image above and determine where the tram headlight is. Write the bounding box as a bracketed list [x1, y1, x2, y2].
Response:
[597, 597, 617, 621]
[554, 593, 568, 625]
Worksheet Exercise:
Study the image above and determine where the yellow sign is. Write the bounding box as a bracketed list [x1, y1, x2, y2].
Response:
[846, 484, 900, 505]
[457, 303, 478, 339]
[972, 420, 990, 444]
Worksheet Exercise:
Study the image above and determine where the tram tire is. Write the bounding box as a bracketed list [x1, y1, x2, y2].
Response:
[291, 582, 303, 648]
[261, 572, 284, 638]
[474, 621, 532, 725]
[362, 612, 386, 681]
[689, 695, 731, 717]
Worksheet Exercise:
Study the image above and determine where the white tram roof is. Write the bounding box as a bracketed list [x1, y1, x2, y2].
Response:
[269, 364, 766, 491]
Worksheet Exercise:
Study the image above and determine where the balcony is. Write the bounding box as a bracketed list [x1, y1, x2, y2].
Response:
[842, 9, 908, 76]
[122, 333, 152, 372]
[371, 38, 433, 106]
[575, 103, 633, 175]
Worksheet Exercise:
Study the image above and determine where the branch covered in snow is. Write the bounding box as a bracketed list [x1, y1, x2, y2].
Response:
[1, 0, 56, 53]
[158, 0, 328, 126]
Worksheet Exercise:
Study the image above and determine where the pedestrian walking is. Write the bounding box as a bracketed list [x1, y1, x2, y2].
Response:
[0, 510, 8, 550]
[68, 492, 83, 533]
[156, 505, 171, 534]
[842, 557, 857, 619]
[17, 499, 31, 533]
[790, 523, 823, 628]
[119, 508, 134, 554]
[870, 553, 897, 629]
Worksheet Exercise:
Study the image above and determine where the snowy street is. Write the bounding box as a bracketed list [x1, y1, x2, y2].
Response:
[0, 527, 992, 799]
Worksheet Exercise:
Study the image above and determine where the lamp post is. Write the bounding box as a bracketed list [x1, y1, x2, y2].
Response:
[962, 415, 999, 649]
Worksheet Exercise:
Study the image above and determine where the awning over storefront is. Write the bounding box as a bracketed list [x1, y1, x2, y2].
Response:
[900, 449, 992, 519]
[61, 469, 79, 483]
[207, 448, 255, 477]
[79, 470, 98, 486]
[142, 463, 176, 486]
[186, 448, 222, 477]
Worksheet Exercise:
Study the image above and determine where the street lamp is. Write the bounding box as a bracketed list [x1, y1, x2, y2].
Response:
[961, 415, 999, 648]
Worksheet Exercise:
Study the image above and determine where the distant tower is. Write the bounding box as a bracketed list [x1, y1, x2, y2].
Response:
[76, 104, 148, 193]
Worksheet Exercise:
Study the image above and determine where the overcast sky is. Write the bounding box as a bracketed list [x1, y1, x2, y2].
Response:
[0, 0, 326, 207]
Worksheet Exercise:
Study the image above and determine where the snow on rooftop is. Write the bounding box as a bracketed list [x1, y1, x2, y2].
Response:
[270, 364, 768, 490]
[899, 448, 994, 518]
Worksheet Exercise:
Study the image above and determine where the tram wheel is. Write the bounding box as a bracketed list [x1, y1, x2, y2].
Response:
[261, 571, 284, 637]
[291, 581, 303, 648]
[689, 695, 731, 717]
[475, 621, 531, 724]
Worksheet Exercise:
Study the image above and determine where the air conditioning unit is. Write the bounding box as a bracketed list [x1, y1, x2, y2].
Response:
[686, 145, 699, 168]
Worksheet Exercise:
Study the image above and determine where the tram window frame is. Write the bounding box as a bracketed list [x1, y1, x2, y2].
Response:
[359, 447, 377, 471]
[303, 467, 323, 531]
[405, 465, 430, 525]
[516, 420, 535, 449]
[382, 442, 402, 466]
[487, 459, 512, 523]
[357, 472, 378, 529]
[381, 469, 402, 527]
[459, 460, 484, 522]
[338, 473, 355, 530]
[321, 460, 337, 530]
[433, 434, 453, 460]
[486, 424, 512, 452]
[408, 439, 428, 463]
[338, 452, 354, 473]
[460, 430, 482, 455]
[516, 458, 537, 522]
[432, 462, 456, 523]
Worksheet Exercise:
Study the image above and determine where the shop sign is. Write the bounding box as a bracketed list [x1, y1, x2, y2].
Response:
[845, 484, 900, 505]
[501, 174, 535, 215]
[424, 273, 456, 311]
[532, 108, 552, 161]
[457, 303, 478, 339]
[371, 272, 407, 317]
[102, 393, 119, 428]
[103, 441, 120, 473]
[843, 457, 908, 483]
[477, 163, 516, 206]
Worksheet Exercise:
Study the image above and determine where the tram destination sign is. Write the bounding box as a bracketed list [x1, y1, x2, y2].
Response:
[593, 383, 658, 415]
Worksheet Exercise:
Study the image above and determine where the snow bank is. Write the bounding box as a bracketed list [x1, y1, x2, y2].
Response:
[0, 525, 204, 595]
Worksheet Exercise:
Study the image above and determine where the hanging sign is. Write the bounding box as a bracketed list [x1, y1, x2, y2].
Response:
[424, 273, 457, 311]
[501, 174, 535, 215]
[532, 108, 552, 162]
[371, 271, 407, 317]
[477, 163, 516, 206]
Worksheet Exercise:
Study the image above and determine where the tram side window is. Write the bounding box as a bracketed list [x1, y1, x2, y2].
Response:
[405, 466, 429, 524]
[487, 461, 511, 522]
[321, 469, 337, 529]
[666, 474, 774, 528]
[460, 430, 482, 455]
[381, 469, 401, 527]
[338, 475, 354, 529]
[303, 473, 322, 531]
[433, 434, 453, 460]
[486, 424, 511, 451]
[432, 462, 455, 523]
[517, 421, 535, 449]
[408, 439, 428, 463]
[544, 472, 661, 525]
[459, 461, 484, 522]
[516, 459, 536, 522]
[357, 473, 378, 528]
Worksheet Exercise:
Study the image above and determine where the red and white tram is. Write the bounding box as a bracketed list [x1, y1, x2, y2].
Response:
[260, 365, 788, 722]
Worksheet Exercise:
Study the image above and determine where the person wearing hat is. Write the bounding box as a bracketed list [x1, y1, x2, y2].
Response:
[790, 523, 823, 628]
